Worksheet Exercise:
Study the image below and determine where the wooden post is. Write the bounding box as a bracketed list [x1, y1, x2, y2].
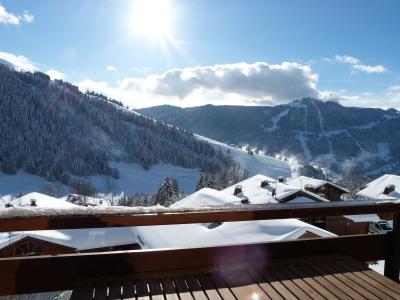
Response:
[384, 213, 400, 282]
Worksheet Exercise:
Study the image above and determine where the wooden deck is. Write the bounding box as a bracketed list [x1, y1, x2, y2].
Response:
[71, 256, 400, 300]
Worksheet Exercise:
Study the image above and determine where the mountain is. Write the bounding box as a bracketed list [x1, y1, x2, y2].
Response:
[137, 99, 400, 176]
[0, 64, 225, 186]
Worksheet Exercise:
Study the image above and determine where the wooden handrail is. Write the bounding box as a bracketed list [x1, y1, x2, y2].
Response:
[0, 234, 388, 296]
[0, 200, 399, 232]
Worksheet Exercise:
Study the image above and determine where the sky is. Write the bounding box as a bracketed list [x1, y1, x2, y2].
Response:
[1, 0, 400, 109]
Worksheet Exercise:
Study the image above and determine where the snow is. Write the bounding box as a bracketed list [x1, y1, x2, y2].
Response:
[87, 162, 200, 195]
[369, 260, 385, 275]
[343, 214, 380, 223]
[357, 174, 400, 200]
[196, 135, 292, 179]
[136, 218, 335, 249]
[0, 227, 138, 251]
[0, 162, 199, 197]
[263, 109, 289, 132]
[0, 170, 69, 196]
[0, 192, 77, 209]
[221, 174, 327, 205]
[171, 188, 241, 208]
[136, 186, 335, 249]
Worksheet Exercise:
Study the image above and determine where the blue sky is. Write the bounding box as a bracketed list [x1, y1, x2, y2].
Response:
[1, 0, 400, 109]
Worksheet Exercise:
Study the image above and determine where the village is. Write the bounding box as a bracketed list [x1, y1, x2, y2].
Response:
[0, 173, 398, 258]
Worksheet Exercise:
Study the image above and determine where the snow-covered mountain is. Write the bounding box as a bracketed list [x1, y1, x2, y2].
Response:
[138, 99, 400, 176]
[0, 63, 291, 196]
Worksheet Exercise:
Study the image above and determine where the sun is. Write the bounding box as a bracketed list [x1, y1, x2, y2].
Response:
[132, 0, 173, 39]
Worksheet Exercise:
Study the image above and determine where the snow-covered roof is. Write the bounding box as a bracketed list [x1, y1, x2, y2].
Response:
[137, 184, 335, 249]
[344, 214, 380, 223]
[136, 218, 335, 249]
[221, 174, 327, 204]
[0, 227, 138, 251]
[287, 176, 350, 193]
[0, 193, 139, 251]
[357, 174, 400, 200]
[171, 188, 242, 208]
[0, 192, 77, 209]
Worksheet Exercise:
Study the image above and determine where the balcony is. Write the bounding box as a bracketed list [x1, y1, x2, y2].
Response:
[0, 200, 399, 299]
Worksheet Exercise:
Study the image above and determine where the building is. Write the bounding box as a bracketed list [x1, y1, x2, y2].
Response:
[221, 174, 328, 205]
[357, 174, 400, 201]
[135, 188, 336, 249]
[287, 176, 350, 201]
[0, 192, 140, 257]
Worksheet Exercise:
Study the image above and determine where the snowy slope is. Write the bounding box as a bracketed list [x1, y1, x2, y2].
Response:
[196, 134, 292, 178]
[0, 163, 199, 196]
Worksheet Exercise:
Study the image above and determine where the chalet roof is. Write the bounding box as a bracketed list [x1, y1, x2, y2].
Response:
[287, 176, 350, 193]
[136, 184, 335, 249]
[357, 174, 400, 200]
[221, 174, 327, 204]
[0, 226, 138, 251]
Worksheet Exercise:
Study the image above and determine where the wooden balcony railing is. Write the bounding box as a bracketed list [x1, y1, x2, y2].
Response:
[0, 200, 399, 296]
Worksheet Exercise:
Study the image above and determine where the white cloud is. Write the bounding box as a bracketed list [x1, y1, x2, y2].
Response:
[0, 5, 34, 25]
[22, 11, 34, 23]
[78, 61, 335, 108]
[335, 55, 360, 65]
[46, 69, 66, 80]
[352, 64, 387, 74]
[334, 54, 387, 74]
[0, 51, 38, 72]
[106, 65, 118, 72]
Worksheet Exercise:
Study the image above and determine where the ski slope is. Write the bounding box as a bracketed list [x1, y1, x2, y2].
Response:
[196, 134, 292, 179]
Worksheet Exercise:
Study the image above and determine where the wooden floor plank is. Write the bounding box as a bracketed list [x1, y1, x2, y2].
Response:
[108, 281, 122, 300]
[331, 260, 395, 300]
[222, 269, 271, 300]
[135, 279, 150, 300]
[173, 276, 194, 300]
[71, 283, 94, 300]
[258, 268, 297, 300]
[320, 262, 380, 300]
[287, 264, 339, 300]
[269, 267, 313, 300]
[196, 273, 223, 300]
[160, 277, 179, 300]
[306, 263, 364, 300]
[94, 282, 108, 300]
[148, 278, 165, 300]
[246, 268, 284, 300]
[122, 280, 135, 300]
[346, 259, 400, 295]
[209, 272, 236, 300]
[298, 264, 351, 300]
[278, 266, 325, 300]
[185, 275, 208, 300]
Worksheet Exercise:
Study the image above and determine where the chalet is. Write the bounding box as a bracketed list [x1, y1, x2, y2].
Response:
[357, 174, 400, 201]
[222, 174, 329, 205]
[287, 176, 350, 201]
[135, 188, 336, 249]
[0, 192, 140, 257]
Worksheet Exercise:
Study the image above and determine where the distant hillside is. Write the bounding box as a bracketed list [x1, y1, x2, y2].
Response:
[0, 64, 225, 184]
[138, 99, 400, 176]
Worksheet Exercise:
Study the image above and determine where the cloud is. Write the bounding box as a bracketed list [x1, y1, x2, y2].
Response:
[78, 61, 336, 107]
[335, 55, 360, 65]
[46, 69, 66, 80]
[352, 64, 387, 74]
[334, 54, 387, 74]
[0, 5, 34, 25]
[0, 51, 38, 72]
[106, 65, 118, 72]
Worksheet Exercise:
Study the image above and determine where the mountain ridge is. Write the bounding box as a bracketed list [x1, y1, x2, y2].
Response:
[138, 99, 400, 176]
